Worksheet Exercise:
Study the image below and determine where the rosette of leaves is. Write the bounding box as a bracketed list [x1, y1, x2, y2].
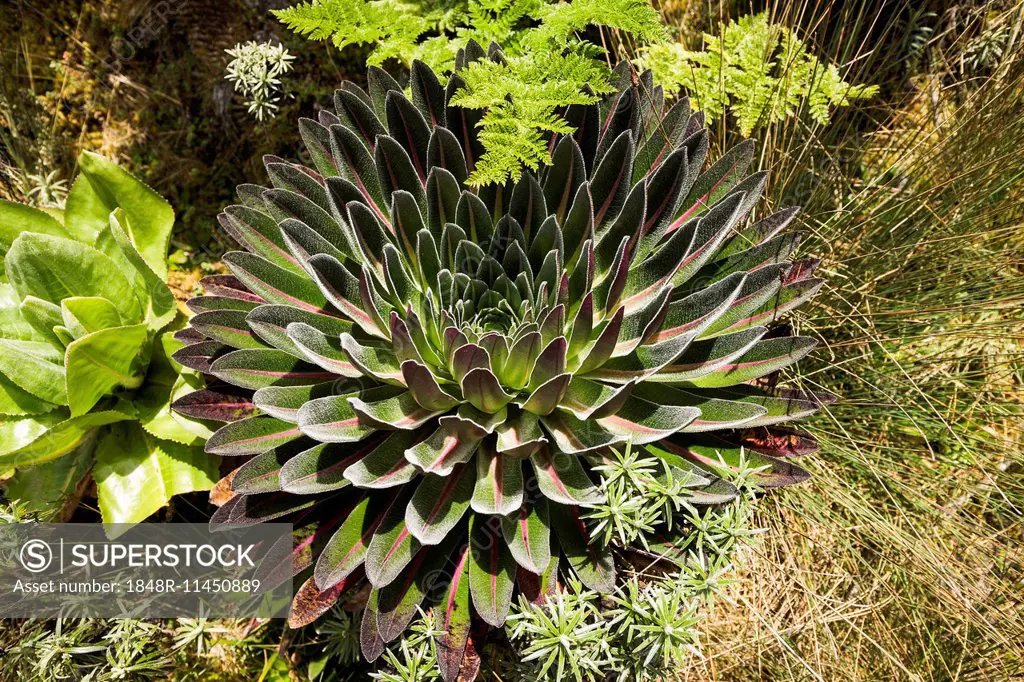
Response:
[173, 44, 832, 680]
[0, 153, 218, 527]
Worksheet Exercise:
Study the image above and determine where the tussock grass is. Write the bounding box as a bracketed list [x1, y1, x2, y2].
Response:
[667, 1, 1024, 679]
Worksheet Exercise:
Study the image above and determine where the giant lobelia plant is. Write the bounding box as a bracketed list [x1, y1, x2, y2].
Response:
[173, 43, 832, 680]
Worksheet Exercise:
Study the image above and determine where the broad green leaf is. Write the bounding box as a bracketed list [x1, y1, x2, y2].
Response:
[0, 199, 69, 256]
[0, 338, 67, 405]
[0, 409, 131, 469]
[61, 296, 122, 338]
[74, 151, 175, 279]
[65, 323, 149, 417]
[2, 439, 95, 519]
[0, 372, 56, 416]
[0, 283, 50, 342]
[5, 232, 143, 323]
[94, 422, 218, 531]
[136, 328, 204, 445]
[18, 296, 64, 345]
[0, 411, 65, 458]
[107, 211, 176, 331]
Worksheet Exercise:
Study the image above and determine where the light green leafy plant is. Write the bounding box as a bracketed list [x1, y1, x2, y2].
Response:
[225, 41, 297, 121]
[639, 12, 878, 135]
[0, 152, 218, 528]
[274, 0, 665, 184]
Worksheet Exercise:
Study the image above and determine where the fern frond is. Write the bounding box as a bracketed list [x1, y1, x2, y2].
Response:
[451, 51, 611, 185]
[276, 0, 664, 183]
[639, 12, 876, 135]
[527, 0, 665, 48]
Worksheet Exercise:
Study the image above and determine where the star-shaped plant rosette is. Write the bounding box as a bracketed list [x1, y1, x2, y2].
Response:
[173, 43, 833, 681]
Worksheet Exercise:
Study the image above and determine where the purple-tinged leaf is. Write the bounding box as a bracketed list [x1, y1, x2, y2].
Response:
[210, 348, 337, 390]
[460, 368, 515, 413]
[401, 360, 459, 410]
[427, 127, 468, 184]
[494, 411, 546, 458]
[172, 386, 258, 423]
[247, 304, 352, 359]
[411, 59, 446, 126]
[540, 410, 619, 454]
[251, 383, 336, 423]
[171, 340, 228, 373]
[334, 87, 386, 150]
[528, 337, 567, 390]
[683, 336, 817, 388]
[644, 326, 768, 384]
[365, 486, 421, 587]
[315, 491, 395, 590]
[575, 307, 625, 374]
[283, 322, 360, 378]
[345, 429, 421, 488]
[199, 274, 265, 303]
[529, 448, 603, 505]
[281, 440, 379, 495]
[186, 295, 260, 314]
[361, 587, 386, 662]
[206, 416, 302, 456]
[550, 502, 615, 593]
[662, 436, 811, 488]
[469, 514, 516, 627]
[254, 521, 326, 592]
[437, 544, 472, 682]
[403, 420, 482, 476]
[376, 135, 427, 209]
[501, 331, 542, 389]
[591, 131, 634, 228]
[471, 445, 524, 516]
[349, 390, 444, 430]
[560, 376, 634, 420]
[520, 373, 571, 416]
[307, 253, 388, 338]
[288, 572, 354, 628]
[544, 136, 586, 225]
[219, 205, 301, 273]
[405, 463, 475, 545]
[595, 394, 702, 441]
[298, 117, 341, 178]
[502, 497, 551, 574]
[632, 383, 766, 432]
[298, 393, 379, 443]
[223, 251, 329, 313]
[377, 532, 459, 642]
[224, 490, 320, 525]
[671, 139, 754, 229]
[328, 127, 388, 222]
[340, 332, 405, 384]
[386, 90, 431, 182]
[231, 439, 311, 494]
